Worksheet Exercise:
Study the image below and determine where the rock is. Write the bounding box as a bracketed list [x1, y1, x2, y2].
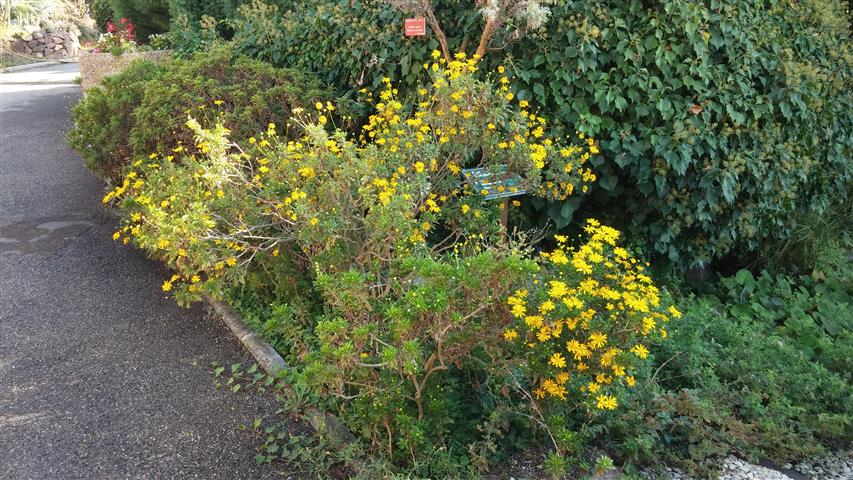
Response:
[32, 32, 44, 39]
[11, 39, 26, 51]
[589, 469, 620, 480]
[21, 34, 32, 42]
[52, 37, 65, 43]
[32, 44, 46, 53]
[795, 451, 853, 480]
[27, 40, 38, 48]
[33, 52, 44, 58]
[53, 45, 63, 51]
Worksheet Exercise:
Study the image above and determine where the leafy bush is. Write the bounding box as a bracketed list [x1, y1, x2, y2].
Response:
[68, 59, 164, 180]
[69, 46, 333, 181]
[107, 0, 169, 41]
[129, 45, 333, 160]
[167, 0, 242, 40]
[90, 0, 113, 30]
[194, 1, 475, 94]
[202, 0, 853, 268]
[503, 0, 853, 267]
[103, 56, 678, 475]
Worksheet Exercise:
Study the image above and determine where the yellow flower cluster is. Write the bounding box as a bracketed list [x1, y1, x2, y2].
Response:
[356, 50, 599, 205]
[103, 50, 608, 305]
[505, 219, 679, 411]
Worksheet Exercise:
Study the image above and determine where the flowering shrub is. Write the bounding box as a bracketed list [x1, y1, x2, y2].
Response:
[106, 53, 597, 299]
[104, 53, 674, 473]
[504, 220, 679, 412]
[92, 18, 138, 55]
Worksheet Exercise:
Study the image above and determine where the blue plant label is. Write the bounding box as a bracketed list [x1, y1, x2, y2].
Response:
[461, 166, 525, 200]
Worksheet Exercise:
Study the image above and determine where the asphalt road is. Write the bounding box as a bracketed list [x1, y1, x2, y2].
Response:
[0, 64, 279, 479]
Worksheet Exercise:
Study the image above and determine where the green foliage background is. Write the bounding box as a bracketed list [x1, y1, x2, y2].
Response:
[107, 0, 170, 40]
[171, 0, 853, 269]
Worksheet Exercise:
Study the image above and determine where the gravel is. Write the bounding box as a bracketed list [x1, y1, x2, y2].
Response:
[794, 451, 853, 480]
[647, 451, 853, 480]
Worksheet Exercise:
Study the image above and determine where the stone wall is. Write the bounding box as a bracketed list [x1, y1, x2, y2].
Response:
[79, 50, 172, 93]
[9, 31, 79, 59]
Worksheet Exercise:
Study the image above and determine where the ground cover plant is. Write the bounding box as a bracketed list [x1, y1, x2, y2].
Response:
[608, 264, 852, 477]
[101, 53, 686, 477]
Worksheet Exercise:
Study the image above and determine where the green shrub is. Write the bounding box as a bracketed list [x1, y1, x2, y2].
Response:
[503, 0, 853, 268]
[224, 1, 473, 92]
[90, 0, 113, 30]
[70, 46, 334, 181]
[107, 0, 170, 41]
[129, 45, 334, 159]
[167, 0, 243, 39]
[68, 59, 164, 180]
[204, 0, 853, 268]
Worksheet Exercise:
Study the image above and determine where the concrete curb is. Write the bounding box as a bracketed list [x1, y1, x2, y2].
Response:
[205, 296, 287, 375]
[101, 207, 357, 448]
[203, 295, 356, 447]
[1, 61, 61, 73]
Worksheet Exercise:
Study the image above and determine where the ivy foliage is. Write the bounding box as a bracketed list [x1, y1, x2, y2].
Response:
[172, 0, 853, 268]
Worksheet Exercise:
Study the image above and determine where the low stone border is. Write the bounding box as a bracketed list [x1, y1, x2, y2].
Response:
[205, 297, 286, 375]
[203, 295, 356, 447]
[95, 206, 357, 447]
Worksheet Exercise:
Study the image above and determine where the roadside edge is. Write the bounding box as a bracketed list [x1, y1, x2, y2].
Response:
[1, 61, 61, 74]
[203, 295, 356, 448]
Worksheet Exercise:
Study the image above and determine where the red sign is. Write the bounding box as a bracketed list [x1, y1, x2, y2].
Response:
[404, 18, 426, 36]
